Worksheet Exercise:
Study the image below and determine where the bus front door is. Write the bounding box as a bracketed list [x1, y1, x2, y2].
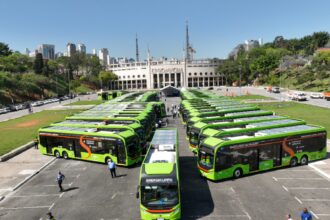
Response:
[273, 144, 282, 167]
[116, 142, 126, 164]
[249, 149, 259, 172]
[73, 139, 82, 158]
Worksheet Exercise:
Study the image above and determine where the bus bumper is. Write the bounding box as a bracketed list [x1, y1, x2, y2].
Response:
[198, 165, 215, 180]
[189, 144, 197, 153]
[140, 205, 181, 220]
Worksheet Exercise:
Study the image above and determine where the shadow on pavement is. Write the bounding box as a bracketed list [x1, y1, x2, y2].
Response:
[63, 186, 79, 192]
[180, 156, 214, 219]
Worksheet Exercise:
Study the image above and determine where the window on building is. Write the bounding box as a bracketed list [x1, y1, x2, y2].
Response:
[194, 72, 197, 76]
[143, 75, 146, 78]
[123, 76, 126, 79]
[128, 75, 130, 78]
[189, 72, 191, 76]
[205, 72, 208, 75]
[210, 72, 213, 75]
[200, 72, 203, 75]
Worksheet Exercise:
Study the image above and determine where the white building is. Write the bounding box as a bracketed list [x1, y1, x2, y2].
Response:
[98, 48, 109, 66]
[77, 43, 86, 54]
[108, 22, 223, 90]
[109, 58, 222, 90]
[38, 44, 55, 60]
[67, 43, 76, 57]
[92, 48, 97, 55]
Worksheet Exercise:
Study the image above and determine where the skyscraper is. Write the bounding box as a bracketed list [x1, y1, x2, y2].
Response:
[77, 43, 86, 54]
[67, 43, 76, 57]
[98, 48, 109, 66]
[92, 48, 97, 55]
[38, 44, 55, 60]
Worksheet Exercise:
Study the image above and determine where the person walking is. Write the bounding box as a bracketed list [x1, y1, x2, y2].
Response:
[56, 171, 65, 192]
[108, 159, 117, 178]
[286, 214, 293, 220]
[34, 136, 39, 149]
[46, 211, 55, 220]
[301, 208, 312, 220]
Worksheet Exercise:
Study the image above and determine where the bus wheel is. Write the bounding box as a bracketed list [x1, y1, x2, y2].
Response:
[105, 157, 110, 164]
[62, 151, 69, 160]
[290, 157, 298, 167]
[54, 150, 61, 158]
[300, 156, 308, 165]
[233, 168, 243, 179]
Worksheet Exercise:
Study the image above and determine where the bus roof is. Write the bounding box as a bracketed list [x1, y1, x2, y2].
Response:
[202, 125, 325, 149]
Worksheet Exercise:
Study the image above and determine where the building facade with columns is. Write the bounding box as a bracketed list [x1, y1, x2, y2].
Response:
[108, 58, 222, 90]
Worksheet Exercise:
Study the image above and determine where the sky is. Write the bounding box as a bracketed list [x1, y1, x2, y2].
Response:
[1, 0, 330, 60]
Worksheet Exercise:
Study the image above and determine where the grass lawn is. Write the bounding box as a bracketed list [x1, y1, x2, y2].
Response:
[230, 94, 273, 100]
[257, 102, 330, 134]
[0, 109, 81, 156]
[65, 100, 104, 106]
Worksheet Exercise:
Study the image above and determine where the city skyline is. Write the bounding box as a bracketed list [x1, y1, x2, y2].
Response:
[1, 0, 330, 59]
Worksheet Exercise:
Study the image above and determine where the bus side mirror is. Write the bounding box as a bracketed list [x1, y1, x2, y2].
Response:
[136, 186, 139, 199]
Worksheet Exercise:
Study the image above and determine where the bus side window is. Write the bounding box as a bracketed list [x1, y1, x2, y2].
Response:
[103, 140, 117, 155]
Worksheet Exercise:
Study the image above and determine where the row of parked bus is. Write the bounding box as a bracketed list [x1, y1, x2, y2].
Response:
[180, 89, 327, 181]
[38, 91, 166, 167]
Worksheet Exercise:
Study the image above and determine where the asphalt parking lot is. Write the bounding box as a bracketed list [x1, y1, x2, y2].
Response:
[0, 97, 329, 220]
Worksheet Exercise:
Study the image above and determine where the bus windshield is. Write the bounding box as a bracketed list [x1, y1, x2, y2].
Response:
[141, 185, 178, 208]
[189, 127, 200, 145]
[198, 145, 214, 170]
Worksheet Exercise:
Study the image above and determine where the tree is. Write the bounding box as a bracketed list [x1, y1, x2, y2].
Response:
[33, 53, 44, 74]
[0, 42, 12, 57]
[99, 71, 118, 90]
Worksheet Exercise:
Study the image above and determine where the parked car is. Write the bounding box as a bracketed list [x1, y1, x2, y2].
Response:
[292, 92, 307, 101]
[310, 93, 323, 99]
[0, 106, 10, 114]
[272, 87, 280, 93]
[9, 104, 25, 111]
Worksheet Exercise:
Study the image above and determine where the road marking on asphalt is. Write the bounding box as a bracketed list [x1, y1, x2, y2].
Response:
[230, 187, 235, 193]
[8, 194, 61, 198]
[287, 187, 330, 190]
[315, 214, 330, 217]
[0, 205, 50, 210]
[310, 210, 319, 219]
[282, 185, 289, 192]
[309, 163, 330, 181]
[111, 193, 117, 199]
[301, 199, 330, 202]
[76, 174, 81, 178]
[294, 196, 303, 204]
[49, 202, 55, 210]
[40, 184, 71, 187]
[59, 192, 64, 198]
[272, 176, 278, 182]
[276, 177, 324, 180]
[188, 214, 250, 218]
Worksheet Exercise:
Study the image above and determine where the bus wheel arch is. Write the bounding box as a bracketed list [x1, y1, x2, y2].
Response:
[62, 151, 69, 160]
[233, 168, 243, 179]
[290, 157, 298, 167]
[300, 155, 308, 165]
[54, 150, 61, 158]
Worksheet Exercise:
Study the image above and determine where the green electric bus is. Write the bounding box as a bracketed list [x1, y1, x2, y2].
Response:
[137, 128, 181, 220]
[39, 126, 142, 166]
[188, 115, 288, 150]
[186, 110, 274, 135]
[50, 120, 151, 153]
[197, 125, 327, 181]
[196, 119, 306, 151]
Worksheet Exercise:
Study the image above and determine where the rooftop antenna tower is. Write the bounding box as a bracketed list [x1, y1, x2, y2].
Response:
[136, 33, 139, 62]
[185, 21, 190, 61]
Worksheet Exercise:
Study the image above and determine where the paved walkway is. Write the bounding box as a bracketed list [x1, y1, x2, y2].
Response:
[0, 148, 54, 200]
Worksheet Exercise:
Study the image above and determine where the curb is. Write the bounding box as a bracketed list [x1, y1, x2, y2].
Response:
[12, 157, 57, 191]
[0, 142, 34, 162]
